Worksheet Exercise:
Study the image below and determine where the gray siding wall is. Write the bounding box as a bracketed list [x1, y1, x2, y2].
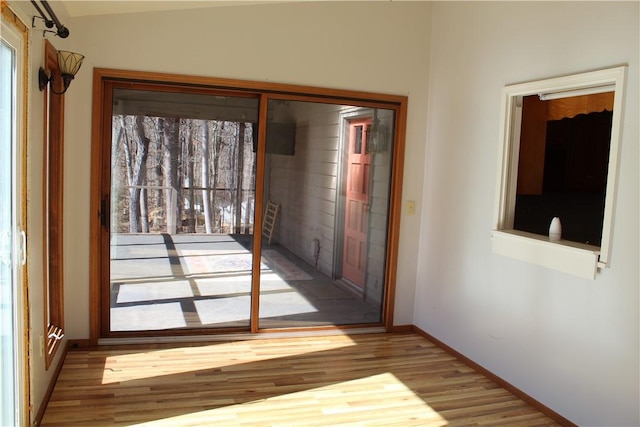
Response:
[268, 102, 341, 276]
[267, 103, 393, 305]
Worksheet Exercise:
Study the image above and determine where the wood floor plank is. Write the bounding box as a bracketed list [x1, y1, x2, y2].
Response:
[41, 333, 563, 426]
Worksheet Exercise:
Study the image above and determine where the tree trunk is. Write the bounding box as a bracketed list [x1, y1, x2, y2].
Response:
[128, 116, 150, 233]
[160, 117, 179, 234]
[229, 123, 237, 233]
[213, 126, 223, 232]
[176, 119, 186, 233]
[140, 187, 149, 233]
[201, 121, 213, 233]
[235, 123, 245, 234]
[184, 123, 195, 233]
[244, 123, 255, 233]
[112, 117, 126, 232]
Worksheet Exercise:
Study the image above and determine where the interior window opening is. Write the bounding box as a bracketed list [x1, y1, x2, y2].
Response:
[514, 92, 613, 246]
[492, 66, 626, 278]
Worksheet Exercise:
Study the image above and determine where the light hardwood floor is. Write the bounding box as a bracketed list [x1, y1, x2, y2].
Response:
[41, 333, 562, 426]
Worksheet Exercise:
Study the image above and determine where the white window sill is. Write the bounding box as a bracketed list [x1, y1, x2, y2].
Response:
[491, 230, 600, 279]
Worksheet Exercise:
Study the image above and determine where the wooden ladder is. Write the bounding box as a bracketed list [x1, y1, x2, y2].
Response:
[262, 201, 280, 245]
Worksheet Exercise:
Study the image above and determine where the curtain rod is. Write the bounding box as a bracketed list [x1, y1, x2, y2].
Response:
[30, 0, 69, 38]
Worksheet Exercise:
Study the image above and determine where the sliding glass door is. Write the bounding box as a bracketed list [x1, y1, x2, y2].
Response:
[1, 20, 26, 426]
[107, 88, 259, 332]
[93, 71, 405, 338]
[258, 99, 395, 329]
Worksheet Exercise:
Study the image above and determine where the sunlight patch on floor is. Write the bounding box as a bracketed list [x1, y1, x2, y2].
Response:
[116, 281, 194, 303]
[127, 372, 448, 426]
[110, 302, 187, 331]
[101, 336, 358, 385]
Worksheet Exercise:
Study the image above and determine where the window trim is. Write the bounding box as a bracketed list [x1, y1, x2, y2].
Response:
[43, 39, 65, 368]
[492, 66, 627, 279]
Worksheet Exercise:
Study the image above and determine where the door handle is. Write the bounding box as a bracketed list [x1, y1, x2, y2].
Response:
[100, 195, 110, 232]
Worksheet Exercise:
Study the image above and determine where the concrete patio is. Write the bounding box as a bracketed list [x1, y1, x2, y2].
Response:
[109, 233, 381, 332]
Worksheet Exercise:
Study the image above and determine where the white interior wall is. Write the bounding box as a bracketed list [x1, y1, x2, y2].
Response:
[19, 1, 638, 424]
[60, 1, 430, 341]
[417, 2, 639, 426]
[13, 1, 432, 419]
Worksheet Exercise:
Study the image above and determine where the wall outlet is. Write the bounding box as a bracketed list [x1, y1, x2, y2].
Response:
[406, 200, 416, 215]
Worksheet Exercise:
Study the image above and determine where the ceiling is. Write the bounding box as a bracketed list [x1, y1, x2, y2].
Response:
[58, 0, 320, 18]
[112, 88, 261, 122]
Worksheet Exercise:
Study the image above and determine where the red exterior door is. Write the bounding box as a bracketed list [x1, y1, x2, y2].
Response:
[342, 119, 371, 288]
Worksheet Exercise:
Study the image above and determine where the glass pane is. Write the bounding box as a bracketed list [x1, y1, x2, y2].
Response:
[109, 89, 259, 332]
[0, 39, 16, 427]
[354, 125, 363, 154]
[259, 100, 395, 329]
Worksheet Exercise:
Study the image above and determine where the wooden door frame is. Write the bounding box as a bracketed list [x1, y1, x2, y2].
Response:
[89, 68, 407, 343]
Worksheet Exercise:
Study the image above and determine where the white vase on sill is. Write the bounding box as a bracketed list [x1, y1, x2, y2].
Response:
[549, 217, 562, 241]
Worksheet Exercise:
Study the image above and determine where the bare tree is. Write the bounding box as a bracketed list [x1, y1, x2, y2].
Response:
[119, 115, 150, 233]
[235, 123, 245, 234]
[159, 117, 179, 234]
[213, 123, 226, 232]
[201, 121, 213, 233]
[111, 113, 257, 236]
[244, 123, 255, 232]
[182, 121, 196, 233]
[111, 117, 124, 231]
[149, 118, 163, 228]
